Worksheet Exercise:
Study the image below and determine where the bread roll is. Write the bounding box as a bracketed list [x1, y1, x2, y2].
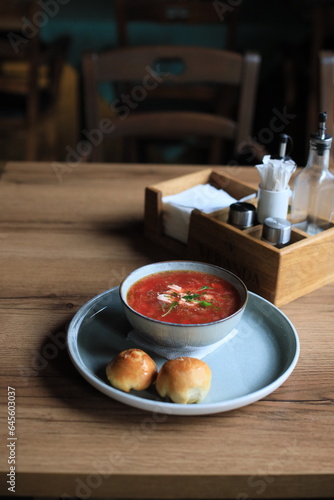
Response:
[106, 348, 157, 393]
[156, 357, 212, 404]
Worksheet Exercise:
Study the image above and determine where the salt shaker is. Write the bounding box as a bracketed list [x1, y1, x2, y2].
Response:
[262, 217, 291, 248]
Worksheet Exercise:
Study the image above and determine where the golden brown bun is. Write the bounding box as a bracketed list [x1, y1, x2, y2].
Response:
[106, 348, 157, 392]
[156, 357, 212, 404]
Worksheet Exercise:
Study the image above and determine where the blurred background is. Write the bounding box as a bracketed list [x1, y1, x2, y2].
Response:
[0, 0, 333, 166]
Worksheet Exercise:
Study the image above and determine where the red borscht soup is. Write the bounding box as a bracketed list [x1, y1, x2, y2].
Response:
[126, 270, 241, 324]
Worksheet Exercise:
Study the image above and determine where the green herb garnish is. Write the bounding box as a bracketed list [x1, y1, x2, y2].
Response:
[198, 286, 212, 290]
[183, 293, 201, 301]
[197, 300, 213, 307]
[161, 301, 178, 317]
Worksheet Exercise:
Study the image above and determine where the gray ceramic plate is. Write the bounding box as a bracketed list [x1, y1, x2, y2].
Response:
[67, 287, 300, 415]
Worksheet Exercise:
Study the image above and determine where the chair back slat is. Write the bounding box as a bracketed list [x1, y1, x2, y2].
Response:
[93, 46, 243, 85]
[114, 0, 241, 50]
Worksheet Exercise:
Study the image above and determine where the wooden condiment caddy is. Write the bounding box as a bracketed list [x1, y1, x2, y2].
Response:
[144, 168, 334, 307]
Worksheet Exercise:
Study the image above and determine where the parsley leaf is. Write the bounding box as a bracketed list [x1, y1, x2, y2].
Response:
[197, 300, 213, 307]
[161, 301, 178, 317]
[183, 293, 201, 301]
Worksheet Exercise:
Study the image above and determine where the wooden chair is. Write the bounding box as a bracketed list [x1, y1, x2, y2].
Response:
[82, 45, 261, 164]
[113, 0, 241, 51]
[0, 0, 68, 160]
[112, 0, 244, 162]
[113, 0, 243, 119]
[319, 50, 334, 163]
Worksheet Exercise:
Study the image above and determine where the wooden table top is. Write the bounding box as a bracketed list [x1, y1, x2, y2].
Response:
[0, 162, 333, 499]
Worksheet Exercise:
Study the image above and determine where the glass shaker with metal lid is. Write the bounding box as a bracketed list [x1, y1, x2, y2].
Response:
[228, 202, 256, 229]
[262, 217, 291, 248]
[290, 112, 334, 234]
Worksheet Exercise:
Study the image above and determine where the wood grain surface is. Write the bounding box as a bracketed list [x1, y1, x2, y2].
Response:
[0, 162, 333, 499]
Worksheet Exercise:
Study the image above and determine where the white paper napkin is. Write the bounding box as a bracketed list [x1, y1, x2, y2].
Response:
[127, 328, 238, 360]
[162, 184, 237, 243]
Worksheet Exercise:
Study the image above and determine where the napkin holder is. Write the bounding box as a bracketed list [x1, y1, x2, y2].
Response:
[144, 168, 334, 307]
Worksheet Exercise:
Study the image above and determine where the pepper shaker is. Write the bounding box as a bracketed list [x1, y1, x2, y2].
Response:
[228, 202, 256, 229]
[262, 217, 291, 248]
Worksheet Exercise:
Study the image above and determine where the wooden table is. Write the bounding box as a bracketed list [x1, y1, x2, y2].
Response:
[0, 162, 333, 499]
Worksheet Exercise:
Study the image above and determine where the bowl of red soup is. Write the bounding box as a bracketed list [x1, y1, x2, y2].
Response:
[119, 261, 248, 347]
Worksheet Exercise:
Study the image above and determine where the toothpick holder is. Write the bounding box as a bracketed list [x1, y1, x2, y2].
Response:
[257, 186, 290, 223]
